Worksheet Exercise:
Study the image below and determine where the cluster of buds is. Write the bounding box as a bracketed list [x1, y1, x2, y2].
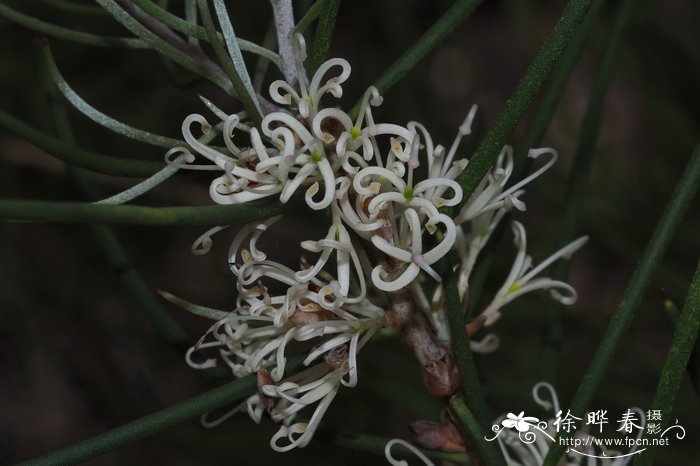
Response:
[166, 34, 587, 451]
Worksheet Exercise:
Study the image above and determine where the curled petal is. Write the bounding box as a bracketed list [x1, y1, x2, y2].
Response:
[182, 114, 235, 169]
[191, 226, 228, 255]
[371, 263, 420, 292]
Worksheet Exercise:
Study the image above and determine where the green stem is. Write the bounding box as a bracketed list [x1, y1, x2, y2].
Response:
[540, 0, 625, 383]
[442, 261, 504, 466]
[542, 142, 700, 465]
[448, 397, 505, 466]
[0, 109, 162, 177]
[635, 258, 700, 466]
[16, 358, 303, 466]
[443, 260, 491, 427]
[0, 199, 288, 226]
[309, 0, 341, 73]
[455, 0, 594, 205]
[350, 0, 483, 117]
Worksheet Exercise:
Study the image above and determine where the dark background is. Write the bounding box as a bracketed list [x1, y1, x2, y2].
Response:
[1, 0, 699, 464]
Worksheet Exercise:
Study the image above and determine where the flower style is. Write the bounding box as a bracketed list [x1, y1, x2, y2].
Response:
[479, 221, 588, 326]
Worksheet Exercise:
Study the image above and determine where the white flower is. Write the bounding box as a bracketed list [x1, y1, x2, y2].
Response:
[480, 221, 588, 326]
[455, 146, 557, 225]
[296, 209, 366, 308]
[268, 34, 351, 120]
[370, 208, 456, 291]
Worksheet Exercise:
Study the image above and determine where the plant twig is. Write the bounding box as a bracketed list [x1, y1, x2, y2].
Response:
[270, 0, 298, 85]
[376, 210, 459, 399]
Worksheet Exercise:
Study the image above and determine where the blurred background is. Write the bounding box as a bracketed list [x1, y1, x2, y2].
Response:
[1, 0, 699, 464]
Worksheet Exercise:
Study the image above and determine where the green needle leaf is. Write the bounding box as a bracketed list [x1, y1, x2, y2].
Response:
[294, 0, 326, 34]
[0, 109, 162, 177]
[351, 0, 483, 117]
[455, 0, 595, 205]
[309, 0, 341, 73]
[0, 199, 289, 226]
[95, 0, 234, 94]
[636, 257, 700, 466]
[43, 0, 107, 16]
[212, 0, 262, 123]
[42, 42, 187, 149]
[442, 260, 505, 466]
[198, 0, 262, 126]
[0, 4, 146, 48]
[159, 290, 231, 321]
[542, 143, 700, 466]
[16, 357, 304, 466]
[129, 0, 282, 67]
[513, 0, 603, 164]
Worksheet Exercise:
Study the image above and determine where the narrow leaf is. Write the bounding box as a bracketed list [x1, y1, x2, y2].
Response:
[95, 0, 234, 94]
[129, 0, 282, 66]
[294, 0, 326, 34]
[455, 0, 595, 205]
[542, 143, 700, 466]
[309, 0, 341, 73]
[212, 0, 262, 118]
[43, 0, 107, 15]
[351, 0, 483, 117]
[198, 0, 262, 125]
[636, 257, 700, 466]
[159, 290, 230, 321]
[95, 161, 182, 204]
[0, 199, 290, 226]
[0, 109, 162, 177]
[42, 42, 186, 149]
[0, 3, 145, 48]
[15, 357, 304, 466]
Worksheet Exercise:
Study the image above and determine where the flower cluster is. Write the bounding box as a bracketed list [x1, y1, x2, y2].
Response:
[166, 34, 587, 452]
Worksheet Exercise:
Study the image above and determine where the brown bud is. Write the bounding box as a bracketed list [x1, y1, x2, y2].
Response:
[410, 419, 466, 452]
[256, 369, 275, 414]
[423, 354, 461, 397]
[288, 307, 336, 325]
[466, 315, 485, 337]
